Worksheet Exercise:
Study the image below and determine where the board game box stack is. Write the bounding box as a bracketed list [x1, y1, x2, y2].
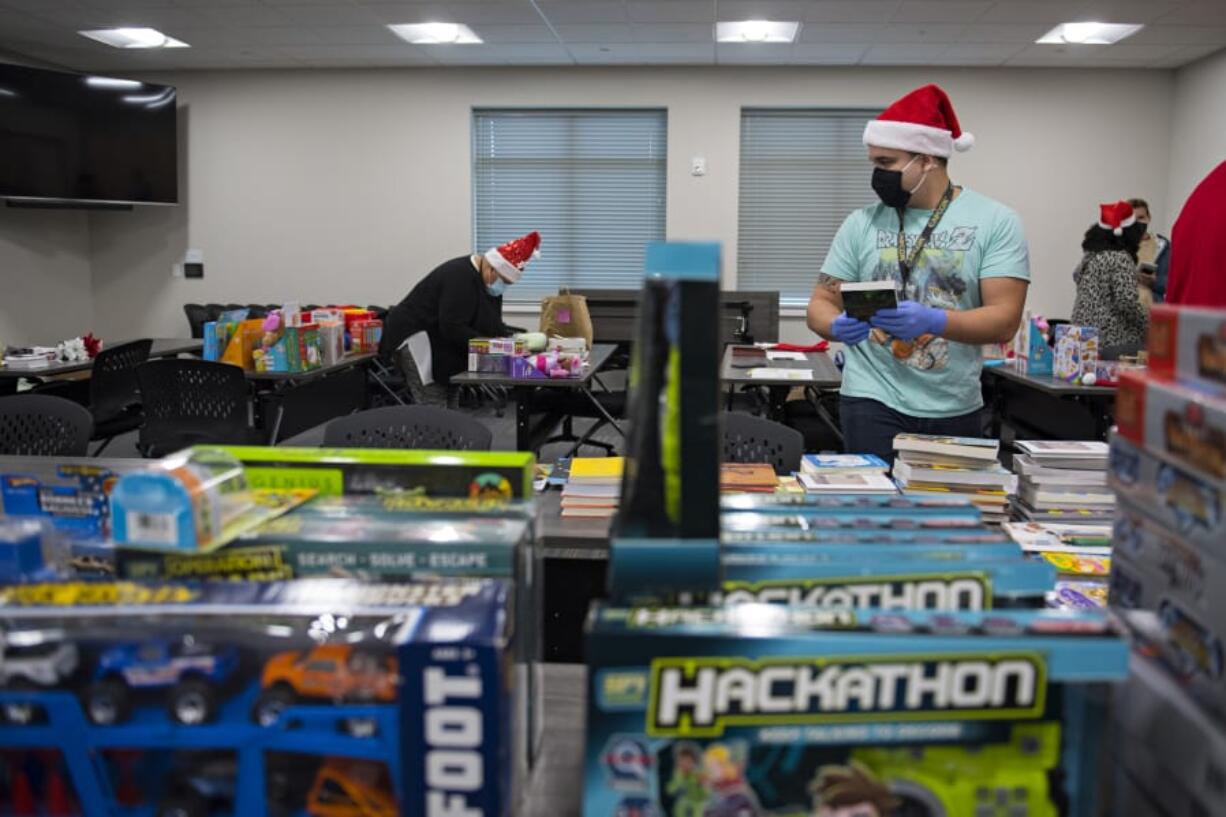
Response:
[1105, 302, 1226, 815]
[890, 434, 1015, 523]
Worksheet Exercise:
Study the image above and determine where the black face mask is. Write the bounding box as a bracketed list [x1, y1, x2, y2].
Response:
[871, 166, 912, 209]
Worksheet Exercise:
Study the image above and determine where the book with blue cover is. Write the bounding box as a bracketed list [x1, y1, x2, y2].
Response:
[800, 453, 889, 475]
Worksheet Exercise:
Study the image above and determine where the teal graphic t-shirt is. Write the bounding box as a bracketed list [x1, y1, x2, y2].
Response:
[821, 188, 1030, 418]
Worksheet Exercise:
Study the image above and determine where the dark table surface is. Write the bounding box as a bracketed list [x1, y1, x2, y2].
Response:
[451, 344, 619, 390]
[243, 352, 377, 383]
[537, 489, 613, 559]
[0, 338, 203, 379]
[721, 346, 842, 388]
[982, 361, 1118, 397]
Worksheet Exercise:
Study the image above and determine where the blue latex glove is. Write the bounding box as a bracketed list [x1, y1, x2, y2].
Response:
[830, 312, 871, 346]
[870, 300, 948, 341]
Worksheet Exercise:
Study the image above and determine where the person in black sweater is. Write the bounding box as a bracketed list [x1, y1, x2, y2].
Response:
[380, 231, 540, 404]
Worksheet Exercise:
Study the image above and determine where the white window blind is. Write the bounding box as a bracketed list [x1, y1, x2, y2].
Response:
[473, 109, 667, 301]
[737, 108, 883, 307]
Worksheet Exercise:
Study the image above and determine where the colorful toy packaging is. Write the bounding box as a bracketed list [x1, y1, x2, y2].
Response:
[720, 554, 1055, 609]
[1053, 324, 1099, 385]
[1014, 313, 1053, 376]
[1115, 368, 1226, 483]
[583, 604, 1128, 817]
[1146, 302, 1226, 391]
[0, 459, 127, 542]
[0, 578, 519, 817]
[349, 318, 383, 355]
[197, 445, 536, 498]
[201, 308, 250, 362]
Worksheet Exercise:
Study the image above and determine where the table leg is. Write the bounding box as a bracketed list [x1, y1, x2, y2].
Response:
[768, 385, 788, 421]
[580, 387, 624, 437]
[515, 388, 533, 452]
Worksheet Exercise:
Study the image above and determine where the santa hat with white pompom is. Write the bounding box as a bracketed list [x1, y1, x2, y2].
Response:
[863, 84, 974, 158]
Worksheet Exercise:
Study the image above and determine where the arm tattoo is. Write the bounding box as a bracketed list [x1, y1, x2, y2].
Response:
[815, 273, 842, 293]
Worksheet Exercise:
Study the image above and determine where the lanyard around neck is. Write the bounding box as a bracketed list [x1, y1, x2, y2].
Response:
[897, 183, 955, 289]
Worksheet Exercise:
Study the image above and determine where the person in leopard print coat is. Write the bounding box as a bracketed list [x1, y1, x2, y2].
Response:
[1071, 201, 1150, 349]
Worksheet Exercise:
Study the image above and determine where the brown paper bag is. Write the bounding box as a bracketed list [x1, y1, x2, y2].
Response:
[539, 291, 594, 348]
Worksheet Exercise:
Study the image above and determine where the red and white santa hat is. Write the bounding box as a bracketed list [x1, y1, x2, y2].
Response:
[485, 231, 541, 284]
[1098, 201, 1136, 236]
[863, 84, 974, 158]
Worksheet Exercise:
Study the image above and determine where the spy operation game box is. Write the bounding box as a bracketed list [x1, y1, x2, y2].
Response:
[583, 604, 1127, 817]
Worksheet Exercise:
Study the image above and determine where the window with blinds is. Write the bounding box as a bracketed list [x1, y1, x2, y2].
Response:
[472, 109, 667, 301]
[737, 108, 883, 307]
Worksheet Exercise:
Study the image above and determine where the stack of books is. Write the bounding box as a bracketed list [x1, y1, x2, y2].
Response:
[795, 453, 897, 495]
[720, 463, 779, 493]
[560, 457, 624, 519]
[1010, 440, 1113, 524]
[890, 434, 1015, 524]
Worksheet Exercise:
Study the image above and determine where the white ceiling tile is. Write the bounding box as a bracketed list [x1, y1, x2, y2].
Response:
[1153, 43, 1224, 65]
[1073, 1, 1185, 25]
[798, 23, 883, 42]
[360, 3, 543, 26]
[276, 43, 436, 64]
[1153, 2, 1226, 25]
[471, 23, 559, 44]
[422, 42, 573, 64]
[715, 0, 812, 20]
[262, 0, 353, 5]
[860, 42, 949, 63]
[244, 26, 326, 45]
[940, 41, 1024, 62]
[715, 42, 794, 63]
[803, 1, 900, 24]
[135, 26, 261, 46]
[1004, 43, 1148, 66]
[1126, 24, 1226, 46]
[635, 42, 717, 62]
[631, 23, 715, 43]
[568, 43, 642, 64]
[957, 23, 1050, 43]
[71, 6, 215, 29]
[627, 1, 714, 24]
[789, 42, 869, 63]
[311, 25, 397, 44]
[890, 1, 991, 25]
[976, 1, 1078, 25]
[272, 5, 379, 26]
[875, 23, 968, 42]
[534, 1, 629, 24]
[196, 4, 296, 26]
[554, 23, 634, 43]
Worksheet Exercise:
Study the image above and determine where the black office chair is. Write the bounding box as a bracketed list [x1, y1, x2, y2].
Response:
[537, 389, 626, 457]
[722, 411, 804, 475]
[322, 406, 492, 451]
[183, 304, 210, 339]
[89, 339, 153, 456]
[0, 395, 93, 456]
[136, 359, 263, 457]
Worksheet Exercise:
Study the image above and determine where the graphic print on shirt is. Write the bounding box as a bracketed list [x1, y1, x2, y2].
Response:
[870, 226, 979, 372]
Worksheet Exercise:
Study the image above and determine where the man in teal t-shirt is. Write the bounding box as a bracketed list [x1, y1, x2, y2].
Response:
[807, 84, 1030, 463]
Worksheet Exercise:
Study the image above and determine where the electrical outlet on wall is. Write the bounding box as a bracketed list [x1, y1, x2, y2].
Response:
[691, 156, 707, 177]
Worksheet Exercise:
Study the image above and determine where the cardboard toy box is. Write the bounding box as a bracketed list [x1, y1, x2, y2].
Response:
[720, 554, 1054, 609]
[1110, 652, 1226, 814]
[1110, 497, 1224, 636]
[583, 604, 1128, 817]
[197, 445, 536, 499]
[1053, 324, 1099, 384]
[1147, 302, 1226, 391]
[1115, 369, 1226, 483]
[1107, 434, 1224, 559]
[0, 578, 519, 817]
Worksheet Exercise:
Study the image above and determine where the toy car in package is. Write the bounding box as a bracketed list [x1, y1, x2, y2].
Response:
[0, 578, 518, 817]
[584, 603, 1128, 817]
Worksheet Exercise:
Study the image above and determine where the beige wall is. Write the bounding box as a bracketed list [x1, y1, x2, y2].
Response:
[0, 208, 93, 346]
[79, 66, 1174, 342]
[1167, 48, 1226, 226]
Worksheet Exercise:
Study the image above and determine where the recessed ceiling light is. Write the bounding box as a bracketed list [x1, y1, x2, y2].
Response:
[79, 28, 189, 49]
[716, 20, 800, 44]
[387, 22, 482, 45]
[84, 76, 143, 89]
[1036, 22, 1143, 45]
